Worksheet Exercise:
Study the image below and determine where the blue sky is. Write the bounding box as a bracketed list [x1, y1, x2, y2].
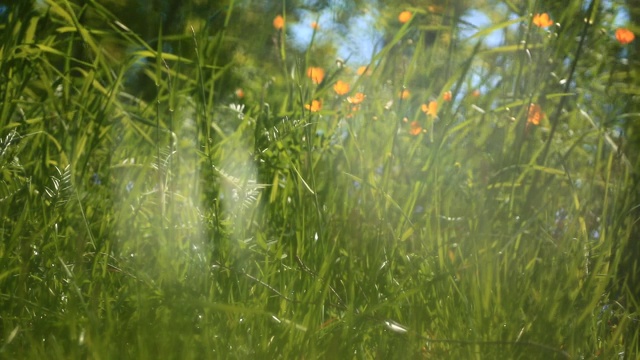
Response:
[289, 4, 510, 66]
[288, 2, 630, 66]
[289, 6, 382, 66]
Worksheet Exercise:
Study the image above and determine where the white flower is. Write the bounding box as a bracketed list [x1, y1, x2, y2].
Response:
[229, 103, 245, 119]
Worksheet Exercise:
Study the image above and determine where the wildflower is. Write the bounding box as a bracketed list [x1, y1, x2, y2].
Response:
[527, 103, 543, 125]
[615, 28, 635, 45]
[230, 103, 245, 119]
[409, 121, 422, 135]
[306, 67, 325, 84]
[398, 11, 412, 24]
[421, 101, 438, 117]
[533, 13, 553, 28]
[443, 91, 452, 102]
[346, 105, 360, 118]
[347, 92, 366, 104]
[333, 80, 350, 95]
[357, 65, 372, 76]
[235, 88, 244, 98]
[400, 89, 410, 99]
[311, 21, 319, 30]
[91, 173, 101, 185]
[305, 100, 322, 112]
[273, 15, 284, 30]
[471, 89, 480, 97]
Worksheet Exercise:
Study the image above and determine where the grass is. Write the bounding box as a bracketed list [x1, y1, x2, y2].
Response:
[1, 0, 638, 358]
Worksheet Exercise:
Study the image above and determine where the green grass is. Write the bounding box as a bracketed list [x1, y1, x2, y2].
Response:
[1, 1, 638, 359]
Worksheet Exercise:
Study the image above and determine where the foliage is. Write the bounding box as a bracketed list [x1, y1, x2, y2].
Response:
[0, 0, 639, 358]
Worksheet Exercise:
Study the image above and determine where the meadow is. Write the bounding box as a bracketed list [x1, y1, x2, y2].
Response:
[1, 1, 638, 358]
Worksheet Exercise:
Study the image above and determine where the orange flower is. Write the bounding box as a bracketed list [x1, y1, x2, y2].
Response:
[471, 89, 480, 97]
[333, 80, 350, 95]
[311, 21, 319, 30]
[398, 11, 412, 24]
[421, 101, 438, 117]
[400, 89, 410, 99]
[409, 121, 423, 135]
[235, 88, 244, 98]
[533, 13, 553, 28]
[306, 67, 325, 84]
[346, 105, 361, 118]
[357, 66, 372, 76]
[527, 103, 543, 125]
[305, 100, 322, 112]
[273, 15, 284, 30]
[615, 28, 635, 45]
[347, 92, 366, 104]
[443, 91, 452, 102]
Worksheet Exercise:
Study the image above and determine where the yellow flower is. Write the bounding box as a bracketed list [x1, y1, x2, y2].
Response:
[409, 121, 423, 135]
[615, 28, 635, 45]
[306, 67, 325, 84]
[347, 92, 366, 104]
[527, 103, 543, 125]
[400, 89, 410, 99]
[533, 13, 553, 28]
[305, 100, 322, 112]
[273, 15, 285, 30]
[443, 91, 452, 102]
[398, 11, 412, 24]
[421, 101, 438, 117]
[333, 80, 350, 95]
